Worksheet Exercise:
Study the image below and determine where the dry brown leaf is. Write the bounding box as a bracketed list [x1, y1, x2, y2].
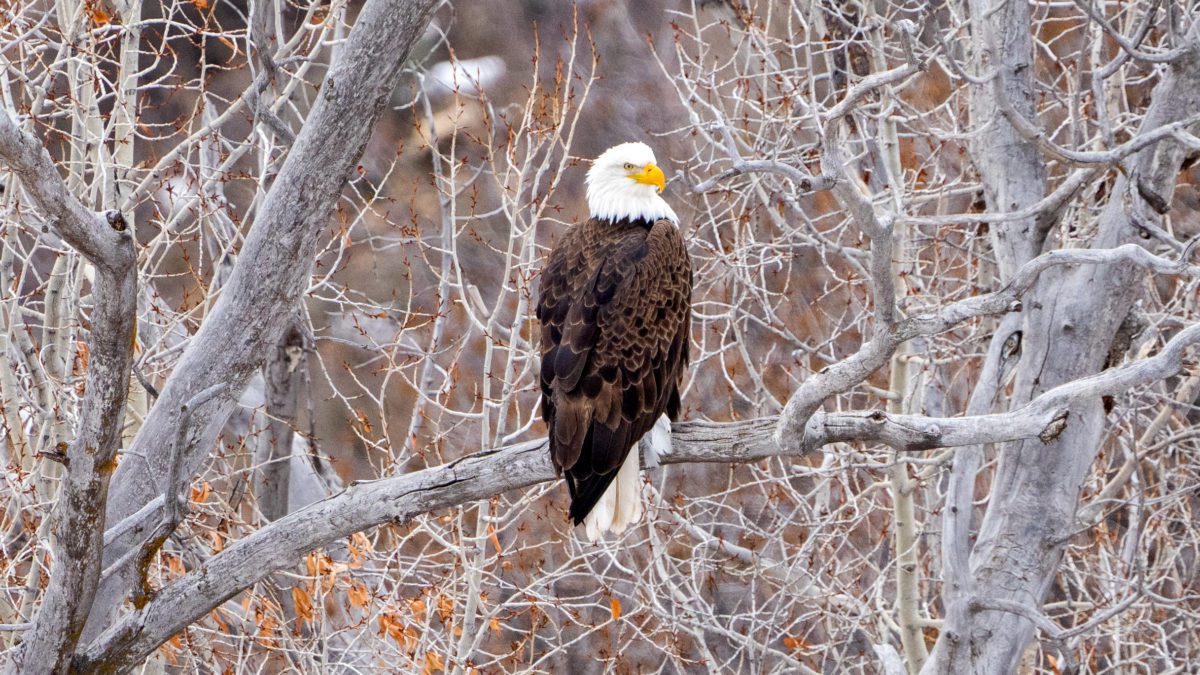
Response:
[436, 594, 453, 621]
[782, 636, 812, 651]
[190, 481, 211, 504]
[256, 613, 279, 647]
[349, 531, 373, 567]
[355, 410, 373, 434]
[162, 633, 184, 666]
[209, 609, 227, 633]
[292, 585, 314, 627]
[347, 580, 370, 610]
[87, 5, 111, 26]
[378, 613, 405, 644]
[487, 523, 502, 555]
[422, 652, 445, 675]
[409, 597, 427, 617]
[166, 554, 186, 578]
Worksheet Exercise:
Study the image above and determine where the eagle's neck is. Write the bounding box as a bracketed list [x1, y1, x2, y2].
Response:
[586, 180, 678, 225]
[594, 216, 658, 230]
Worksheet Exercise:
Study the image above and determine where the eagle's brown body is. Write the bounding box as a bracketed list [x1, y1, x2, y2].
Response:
[536, 216, 692, 524]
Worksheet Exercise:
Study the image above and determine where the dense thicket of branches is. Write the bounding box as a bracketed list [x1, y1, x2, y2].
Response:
[1, 0, 1199, 673]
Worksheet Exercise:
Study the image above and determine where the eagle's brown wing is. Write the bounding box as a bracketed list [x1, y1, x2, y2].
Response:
[536, 217, 691, 524]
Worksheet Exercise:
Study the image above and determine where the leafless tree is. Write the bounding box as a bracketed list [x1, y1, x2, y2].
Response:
[1, 0, 1199, 673]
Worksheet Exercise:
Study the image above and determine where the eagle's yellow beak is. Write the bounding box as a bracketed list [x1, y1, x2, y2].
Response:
[630, 163, 666, 193]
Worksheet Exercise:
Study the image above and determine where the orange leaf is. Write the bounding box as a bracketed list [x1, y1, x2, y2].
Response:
[190, 481, 211, 504]
[349, 531, 372, 567]
[409, 597, 427, 617]
[347, 580, 370, 610]
[209, 529, 223, 553]
[610, 597, 622, 622]
[189, 0, 209, 9]
[422, 652, 445, 675]
[489, 617, 501, 634]
[355, 410, 373, 434]
[378, 613, 406, 644]
[209, 609, 228, 632]
[782, 636, 812, 651]
[291, 586, 314, 627]
[436, 594, 453, 621]
[87, 5, 111, 26]
[161, 633, 183, 666]
[306, 551, 335, 581]
[256, 609, 279, 646]
[487, 524, 502, 555]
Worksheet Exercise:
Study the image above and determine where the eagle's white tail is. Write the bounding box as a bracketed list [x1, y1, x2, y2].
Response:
[583, 415, 671, 541]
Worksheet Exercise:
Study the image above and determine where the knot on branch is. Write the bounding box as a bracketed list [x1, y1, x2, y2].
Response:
[36, 442, 71, 467]
[1179, 235, 1200, 271]
[1038, 410, 1070, 444]
[1001, 330, 1022, 362]
[1135, 177, 1171, 215]
[105, 210, 127, 232]
[804, 174, 838, 193]
[892, 19, 924, 71]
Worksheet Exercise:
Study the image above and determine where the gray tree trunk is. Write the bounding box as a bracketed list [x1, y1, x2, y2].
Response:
[924, 16, 1200, 675]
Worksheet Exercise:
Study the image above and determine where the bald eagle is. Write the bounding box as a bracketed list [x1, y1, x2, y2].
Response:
[536, 142, 692, 540]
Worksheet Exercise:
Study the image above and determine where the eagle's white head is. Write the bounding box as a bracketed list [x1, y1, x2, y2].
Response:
[585, 142, 678, 225]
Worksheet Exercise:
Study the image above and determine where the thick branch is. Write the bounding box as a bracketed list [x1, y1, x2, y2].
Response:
[256, 319, 308, 522]
[87, 0, 440, 636]
[925, 19, 1200, 675]
[75, 322, 1200, 671]
[776, 241, 1200, 454]
[0, 113, 138, 673]
[0, 111, 131, 271]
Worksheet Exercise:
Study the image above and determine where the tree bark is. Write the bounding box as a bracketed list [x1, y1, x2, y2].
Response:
[256, 318, 308, 522]
[0, 114, 138, 674]
[84, 0, 440, 639]
[924, 21, 1200, 675]
[67, 316, 1200, 672]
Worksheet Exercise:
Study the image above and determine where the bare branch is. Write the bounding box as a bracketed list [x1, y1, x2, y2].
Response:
[0, 102, 138, 675]
[89, 0, 441, 630]
[75, 318, 1200, 669]
[0, 110, 130, 270]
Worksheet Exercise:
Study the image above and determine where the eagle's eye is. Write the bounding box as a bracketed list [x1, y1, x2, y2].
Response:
[622, 163, 635, 171]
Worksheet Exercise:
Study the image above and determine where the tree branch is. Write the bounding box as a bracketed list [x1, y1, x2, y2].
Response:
[776, 238, 1200, 456]
[86, 0, 441, 637]
[0, 111, 132, 271]
[0, 111, 138, 673]
[74, 320, 1200, 671]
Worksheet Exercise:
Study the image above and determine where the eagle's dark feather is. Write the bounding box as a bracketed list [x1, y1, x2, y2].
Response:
[536, 217, 692, 524]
